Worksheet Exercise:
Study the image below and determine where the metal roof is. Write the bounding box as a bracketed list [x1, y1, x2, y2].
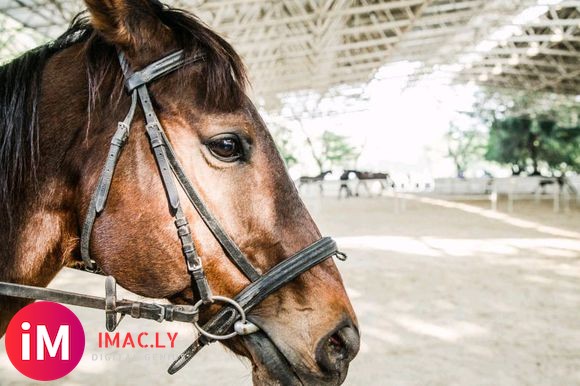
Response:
[1, 0, 579, 110]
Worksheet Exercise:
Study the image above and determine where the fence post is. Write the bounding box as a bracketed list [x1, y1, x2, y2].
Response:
[491, 181, 498, 211]
[563, 184, 570, 213]
[508, 179, 515, 213]
[553, 182, 560, 213]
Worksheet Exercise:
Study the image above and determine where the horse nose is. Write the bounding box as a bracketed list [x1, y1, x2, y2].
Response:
[315, 322, 360, 377]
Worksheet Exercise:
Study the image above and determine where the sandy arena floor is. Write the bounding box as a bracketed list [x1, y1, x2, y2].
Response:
[1, 195, 579, 386]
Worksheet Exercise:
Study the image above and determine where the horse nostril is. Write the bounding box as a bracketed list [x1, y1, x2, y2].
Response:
[316, 324, 360, 376]
[328, 332, 345, 353]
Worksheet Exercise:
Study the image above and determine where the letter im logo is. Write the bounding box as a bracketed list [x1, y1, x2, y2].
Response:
[5, 302, 85, 381]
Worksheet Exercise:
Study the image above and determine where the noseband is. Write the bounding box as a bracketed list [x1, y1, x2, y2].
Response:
[0, 49, 346, 374]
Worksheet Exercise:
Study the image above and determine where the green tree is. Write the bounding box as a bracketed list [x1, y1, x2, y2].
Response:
[472, 88, 579, 128]
[471, 88, 580, 175]
[446, 123, 486, 178]
[270, 124, 298, 168]
[486, 117, 534, 175]
[486, 116, 580, 174]
[321, 131, 360, 170]
[541, 125, 580, 172]
[302, 129, 360, 173]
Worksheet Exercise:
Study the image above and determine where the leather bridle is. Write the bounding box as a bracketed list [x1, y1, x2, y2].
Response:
[0, 49, 346, 374]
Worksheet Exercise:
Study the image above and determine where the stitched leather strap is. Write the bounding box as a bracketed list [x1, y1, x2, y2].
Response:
[95, 92, 138, 211]
[0, 281, 198, 324]
[174, 208, 213, 303]
[161, 131, 261, 282]
[135, 78, 261, 282]
[125, 50, 205, 92]
[80, 92, 138, 270]
[145, 122, 181, 210]
[138, 84, 212, 302]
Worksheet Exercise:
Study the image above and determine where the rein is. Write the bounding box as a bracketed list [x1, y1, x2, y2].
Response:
[0, 48, 346, 374]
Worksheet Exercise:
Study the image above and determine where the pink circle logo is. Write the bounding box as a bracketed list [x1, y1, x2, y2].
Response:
[5, 302, 85, 381]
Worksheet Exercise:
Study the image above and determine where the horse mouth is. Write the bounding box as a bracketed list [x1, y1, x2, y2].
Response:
[242, 331, 304, 386]
[241, 321, 346, 386]
[168, 291, 348, 385]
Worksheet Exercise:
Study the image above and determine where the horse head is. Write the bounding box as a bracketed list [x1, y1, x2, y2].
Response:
[0, 1, 359, 384]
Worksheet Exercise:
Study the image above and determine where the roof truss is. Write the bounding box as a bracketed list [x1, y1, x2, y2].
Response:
[1, 0, 578, 113]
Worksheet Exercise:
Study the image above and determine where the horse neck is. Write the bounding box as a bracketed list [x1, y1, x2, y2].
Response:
[0, 46, 91, 287]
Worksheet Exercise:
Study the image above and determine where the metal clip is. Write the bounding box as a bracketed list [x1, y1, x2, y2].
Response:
[105, 276, 123, 332]
[82, 259, 104, 275]
[335, 251, 348, 261]
[151, 303, 166, 323]
[234, 320, 260, 335]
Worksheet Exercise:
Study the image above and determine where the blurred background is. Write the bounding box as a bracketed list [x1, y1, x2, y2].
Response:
[1, 1, 579, 385]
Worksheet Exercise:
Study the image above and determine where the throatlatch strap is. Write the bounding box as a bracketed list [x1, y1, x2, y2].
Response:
[95, 92, 138, 212]
[80, 92, 138, 270]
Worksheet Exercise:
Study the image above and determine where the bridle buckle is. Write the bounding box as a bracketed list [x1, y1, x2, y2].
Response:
[191, 296, 260, 341]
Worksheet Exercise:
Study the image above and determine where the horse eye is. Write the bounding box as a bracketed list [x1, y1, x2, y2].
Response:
[206, 135, 243, 162]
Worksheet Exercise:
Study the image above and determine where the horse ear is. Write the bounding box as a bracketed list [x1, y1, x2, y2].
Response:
[84, 0, 167, 49]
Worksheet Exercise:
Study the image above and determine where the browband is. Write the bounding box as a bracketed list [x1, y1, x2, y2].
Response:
[123, 50, 206, 92]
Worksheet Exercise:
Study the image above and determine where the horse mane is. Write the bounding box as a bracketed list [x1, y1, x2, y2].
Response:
[0, 5, 248, 215]
[0, 15, 91, 214]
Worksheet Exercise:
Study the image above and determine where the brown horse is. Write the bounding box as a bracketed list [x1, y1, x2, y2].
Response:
[298, 170, 332, 193]
[353, 171, 393, 196]
[0, 1, 359, 385]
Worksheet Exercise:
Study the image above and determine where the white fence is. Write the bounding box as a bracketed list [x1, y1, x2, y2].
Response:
[431, 176, 580, 213]
[296, 176, 580, 214]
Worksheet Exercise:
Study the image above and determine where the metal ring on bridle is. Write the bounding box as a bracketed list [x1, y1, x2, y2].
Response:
[192, 296, 246, 340]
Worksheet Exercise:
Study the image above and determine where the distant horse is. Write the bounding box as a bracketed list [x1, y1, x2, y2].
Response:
[0, 1, 359, 385]
[338, 170, 356, 198]
[536, 176, 578, 196]
[353, 171, 393, 196]
[297, 170, 332, 193]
